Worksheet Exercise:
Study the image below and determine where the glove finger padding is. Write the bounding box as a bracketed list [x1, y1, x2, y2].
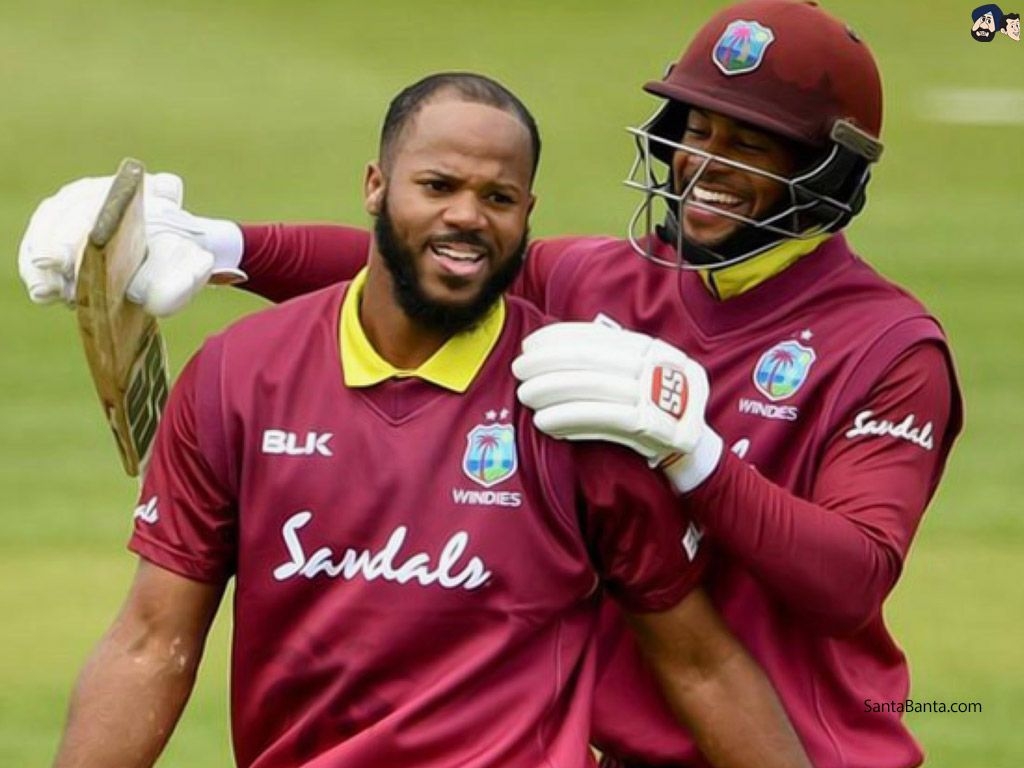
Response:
[147, 173, 184, 208]
[127, 232, 214, 317]
[531, 401, 666, 460]
[516, 370, 639, 410]
[521, 321, 654, 352]
[514, 321, 714, 465]
[512, 343, 644, 380]
[19, 176, 116, 306]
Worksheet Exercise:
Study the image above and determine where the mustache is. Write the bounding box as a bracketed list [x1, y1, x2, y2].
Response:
[429, 232, 492, 251]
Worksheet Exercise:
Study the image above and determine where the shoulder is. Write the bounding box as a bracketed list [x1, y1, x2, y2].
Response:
[518, 236, 628, 299]
[215, 282, 345, 350]
[829, 238, 942, 324]
[196, 282, 347, 388]
[528, 234, 618, 258]
[804, 238, 953, 366]
[504, 293, 556, 334]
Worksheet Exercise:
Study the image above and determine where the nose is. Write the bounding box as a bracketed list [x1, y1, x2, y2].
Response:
[673, 128, 733, 184]
[442, 191, 486, 230]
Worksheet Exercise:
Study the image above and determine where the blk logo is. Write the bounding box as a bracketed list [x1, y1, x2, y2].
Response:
[262, 430, 334, 457]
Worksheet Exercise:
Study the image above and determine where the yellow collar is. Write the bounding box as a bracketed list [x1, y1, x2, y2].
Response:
[698, 234, 832, 299]
[340, 268, 505, 393]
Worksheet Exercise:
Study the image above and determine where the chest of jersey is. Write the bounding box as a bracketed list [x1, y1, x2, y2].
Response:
[203, 288, 617, 768]
[228, 335, 596, 634]
[544, 240, 921, 496]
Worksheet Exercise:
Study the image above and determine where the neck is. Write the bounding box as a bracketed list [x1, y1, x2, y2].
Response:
[360, 255, 449, 370]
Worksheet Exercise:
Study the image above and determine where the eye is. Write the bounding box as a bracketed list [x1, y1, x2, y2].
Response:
[736, 139, 768, 152]
[420, 179, 451, 193]
[487, 191, 516, 206]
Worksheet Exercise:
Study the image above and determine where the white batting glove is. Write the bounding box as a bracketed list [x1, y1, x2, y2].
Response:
[512, 322, 724, 493]
[17, 172, 247, 317]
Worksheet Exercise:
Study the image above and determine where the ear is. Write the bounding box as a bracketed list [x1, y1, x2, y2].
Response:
[526, 194, 537, 218]
[364, 162, 385, 216]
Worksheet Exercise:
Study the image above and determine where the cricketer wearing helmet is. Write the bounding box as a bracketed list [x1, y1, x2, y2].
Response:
[19, 2, 962, 766]
[624, 0, 882, 274]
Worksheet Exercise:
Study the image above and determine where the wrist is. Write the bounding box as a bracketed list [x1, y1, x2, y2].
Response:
[662, 427, 724, 494]
[193, 217, 245, 275]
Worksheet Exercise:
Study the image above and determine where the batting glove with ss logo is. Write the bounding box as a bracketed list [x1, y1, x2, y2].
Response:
[512, 322, 723, 492]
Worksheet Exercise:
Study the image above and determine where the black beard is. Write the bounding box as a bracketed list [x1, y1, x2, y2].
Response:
[374, 200, 528, 336]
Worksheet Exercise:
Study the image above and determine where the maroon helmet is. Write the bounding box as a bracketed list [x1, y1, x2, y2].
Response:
[625, 0, 884, 268]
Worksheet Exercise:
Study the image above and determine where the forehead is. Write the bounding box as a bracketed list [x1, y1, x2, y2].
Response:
[390, 97, 533, 185]
[687, 107, 795, 145]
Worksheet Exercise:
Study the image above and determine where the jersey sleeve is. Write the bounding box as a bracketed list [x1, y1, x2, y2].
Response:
[686, 342, 959, 633]
[574, 442, 707, 614]
[128, 347, 237, 584]
[513, 237, 586, 308]
[240, 224, 370, 303]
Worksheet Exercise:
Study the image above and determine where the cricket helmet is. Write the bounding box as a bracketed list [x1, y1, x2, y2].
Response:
[625, 0, 884, 268]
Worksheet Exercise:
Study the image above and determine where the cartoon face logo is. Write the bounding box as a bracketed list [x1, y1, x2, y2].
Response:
[752, 340, 817, 402]
[713, 19, 775, 75]
[971, 4, 1003, 41]
[463, 423, 518, 488]
[1001, 12, 1021, 40]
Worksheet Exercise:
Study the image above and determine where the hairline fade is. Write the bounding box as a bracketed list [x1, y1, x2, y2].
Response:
[379, 72, 541, 182]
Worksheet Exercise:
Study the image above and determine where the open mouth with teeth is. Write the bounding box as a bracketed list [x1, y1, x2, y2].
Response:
[683, 184, 751, 225]
[689, 184, 744, 210]
[429, 241, 489, 278]
[678, 183, 756, 244]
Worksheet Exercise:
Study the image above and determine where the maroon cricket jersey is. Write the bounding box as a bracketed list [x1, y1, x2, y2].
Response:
[129, 284, 704, 768]
[236, 225, 963, 767]
[522, 233, 962, 768]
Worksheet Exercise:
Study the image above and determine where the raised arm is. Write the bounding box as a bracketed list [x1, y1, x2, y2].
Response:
[53, 559, 224, 768]
[238, 223, 369, 302]
[17, 172, 364, 315]
[18, 171, 582, 315]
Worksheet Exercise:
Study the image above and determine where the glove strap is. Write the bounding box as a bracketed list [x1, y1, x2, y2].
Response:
[661, 428, 724, 494]
[196, 218, 246, 278]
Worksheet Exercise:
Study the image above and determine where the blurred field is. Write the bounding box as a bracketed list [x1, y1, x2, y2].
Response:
[1, 0, 1021, 764]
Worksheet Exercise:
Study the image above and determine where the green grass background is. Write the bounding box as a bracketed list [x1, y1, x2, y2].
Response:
[1, 0, 1021, 764]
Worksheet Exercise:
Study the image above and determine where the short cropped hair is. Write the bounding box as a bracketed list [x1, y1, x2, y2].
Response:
[379, 72, 541, 181]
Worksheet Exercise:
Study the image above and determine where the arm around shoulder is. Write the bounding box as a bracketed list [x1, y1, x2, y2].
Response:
[239, 223, 371, 302]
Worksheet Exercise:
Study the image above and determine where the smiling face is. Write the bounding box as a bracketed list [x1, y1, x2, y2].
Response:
[364, 95, 535, 333]
[671, 108, 801, 248]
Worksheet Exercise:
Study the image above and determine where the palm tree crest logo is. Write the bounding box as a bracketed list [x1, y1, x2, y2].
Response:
[753, 340, 816, 402]
[714, 20, 775, 76]
[463, 424, 518, 488]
